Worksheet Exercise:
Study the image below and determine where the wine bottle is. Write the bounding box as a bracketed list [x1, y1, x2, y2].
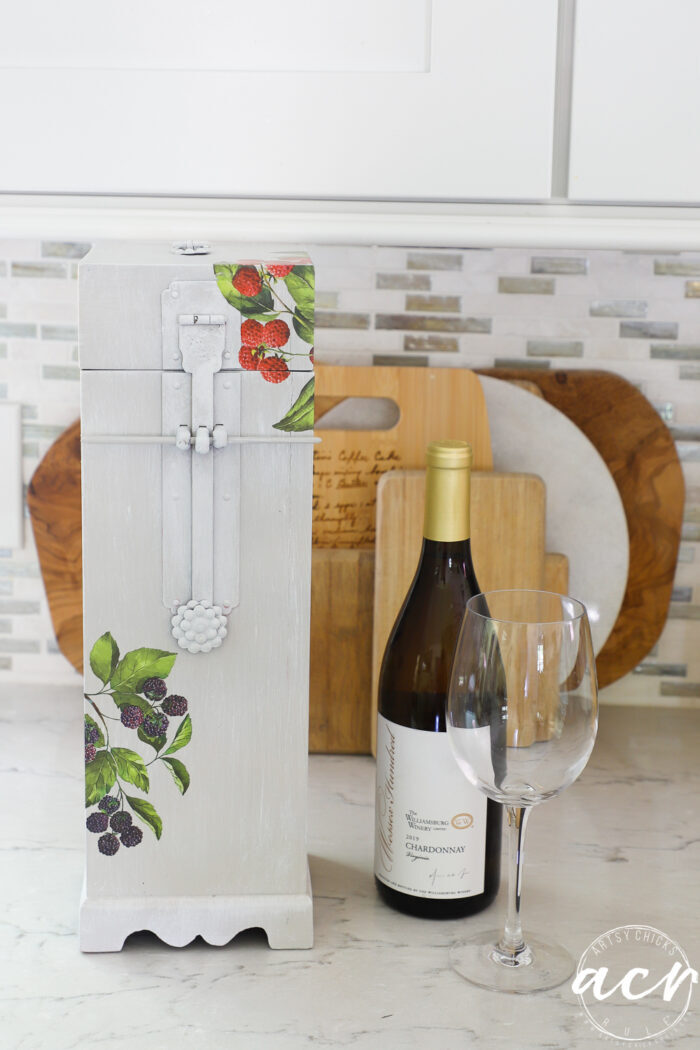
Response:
[374, 440, 501, 918]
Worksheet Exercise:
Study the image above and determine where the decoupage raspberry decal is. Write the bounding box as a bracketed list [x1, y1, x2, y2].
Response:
[84, 632, 192, 856]
[213, 260, 315, 432]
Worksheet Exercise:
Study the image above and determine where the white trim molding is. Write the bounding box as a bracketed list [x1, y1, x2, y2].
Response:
[3, 195, 700, 250]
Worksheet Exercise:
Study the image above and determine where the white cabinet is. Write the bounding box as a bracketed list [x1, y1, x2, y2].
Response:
[569, 0, 700, 202]
[0, 0, 558, 200]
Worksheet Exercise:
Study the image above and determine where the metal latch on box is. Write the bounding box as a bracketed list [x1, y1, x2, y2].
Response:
[162, 310, 240, 654]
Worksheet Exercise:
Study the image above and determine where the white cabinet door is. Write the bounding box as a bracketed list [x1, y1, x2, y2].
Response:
[0, 0, 557, 200]
[569, 0, 700, 202]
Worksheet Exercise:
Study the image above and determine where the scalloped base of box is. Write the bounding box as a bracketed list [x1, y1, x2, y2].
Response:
[79, 869, 314, 952]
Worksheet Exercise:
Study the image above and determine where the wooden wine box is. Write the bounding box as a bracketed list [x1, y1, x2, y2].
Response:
[79, 242, 316, 951]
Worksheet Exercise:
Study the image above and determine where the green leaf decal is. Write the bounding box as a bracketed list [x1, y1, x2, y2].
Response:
[84, 713, 105, 748]
[163, 714, 192, 756]
[137, 726, 167, 753]
[89, 632, 119, 685]
[292, 306, 314, 345]
[272, 377, 315, 433]
[112, 747, 150, 793]
[125, 794, 163, 840]
[161, 757, 190, 795]
[85, 751, 117, 807]
[284, 266, 315, 311]
[213, 264, 233, 281]
[111, 648, 176, 693]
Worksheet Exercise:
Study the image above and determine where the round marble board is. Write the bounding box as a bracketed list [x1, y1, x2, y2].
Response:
[478, 376, 629, 655]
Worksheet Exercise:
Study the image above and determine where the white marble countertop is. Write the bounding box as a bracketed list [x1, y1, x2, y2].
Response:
[2, 689, 699, 1050]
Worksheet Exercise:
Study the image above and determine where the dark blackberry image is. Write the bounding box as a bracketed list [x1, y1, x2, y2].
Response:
[110, 811, 132, 834]
[120, 705, 144, 729]
[86, 812, 109, 833]
[84, 721, 100, 745]
[143, 712, 169, 737]
[97, 833, 120, 856]
[142, 677, 167, 701]
[85, 630, 196, 857]
[162, 694, 188, 717]
[121, 826, 143, 848]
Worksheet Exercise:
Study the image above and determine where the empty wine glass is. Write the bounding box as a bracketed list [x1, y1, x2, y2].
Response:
[446, 589, 598, 993]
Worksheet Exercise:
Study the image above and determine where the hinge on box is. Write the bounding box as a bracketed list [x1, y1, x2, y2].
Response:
[171, 240, 211, 255]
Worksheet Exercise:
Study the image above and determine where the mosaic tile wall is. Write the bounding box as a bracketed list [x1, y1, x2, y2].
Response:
[0, 239, 698, 706]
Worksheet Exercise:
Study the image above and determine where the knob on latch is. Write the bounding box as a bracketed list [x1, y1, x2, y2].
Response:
[171, 599, 228, 654]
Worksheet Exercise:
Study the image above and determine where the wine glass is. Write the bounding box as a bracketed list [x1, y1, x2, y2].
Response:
[446, 589, 598, 993]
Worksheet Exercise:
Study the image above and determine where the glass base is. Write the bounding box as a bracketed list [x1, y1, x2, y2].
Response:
[450, 930, 575, 994]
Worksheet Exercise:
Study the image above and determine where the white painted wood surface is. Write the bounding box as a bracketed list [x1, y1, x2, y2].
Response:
[569, 0, 700, 202]
[0, 404, 23, 548]
[80, 246, 314, 950]
[79, 873, 314, 952]
[8, 197, 700, 249]
[0, 0, 429, 73]
[0, 1, 558, 199]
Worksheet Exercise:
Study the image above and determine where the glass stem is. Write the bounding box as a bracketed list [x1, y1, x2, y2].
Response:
[499, 805, 531, 957]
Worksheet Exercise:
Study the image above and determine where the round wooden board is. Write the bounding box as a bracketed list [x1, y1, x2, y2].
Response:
[27, 419, 84, 673]
[477, 368, 685, 687]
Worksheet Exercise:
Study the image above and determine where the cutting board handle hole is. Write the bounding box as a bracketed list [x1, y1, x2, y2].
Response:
[315, 397, 400, 432]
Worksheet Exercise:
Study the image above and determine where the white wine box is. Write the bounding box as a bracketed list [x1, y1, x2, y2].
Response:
[79, 242, 316, 952]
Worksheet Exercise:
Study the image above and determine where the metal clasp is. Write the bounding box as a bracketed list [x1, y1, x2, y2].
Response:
[178, 314, 227, 454]
[161, 298, 241, 652]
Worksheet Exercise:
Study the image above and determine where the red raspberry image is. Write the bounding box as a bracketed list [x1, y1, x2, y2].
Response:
[241, 319, 263, 346]
[238, 346, 259, 371]
[309, 347, 314, 363]
[232, 266, 262, 297]
[267, 264, 294, 279]
[259, 356, 290, 384]
[262, 319, 290, 348]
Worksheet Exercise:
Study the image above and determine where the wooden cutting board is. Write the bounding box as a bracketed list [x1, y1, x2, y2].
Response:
[477, 368, 685, 686]
[309, 549, 375, 752]
[312, 365, 492, 548]
[370, 469, 569, 755]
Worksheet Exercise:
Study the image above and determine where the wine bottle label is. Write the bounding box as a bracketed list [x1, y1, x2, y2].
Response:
[375, 714, 487, 899]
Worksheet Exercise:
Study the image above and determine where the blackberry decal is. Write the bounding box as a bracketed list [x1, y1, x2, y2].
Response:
[83, 632, 193, 856]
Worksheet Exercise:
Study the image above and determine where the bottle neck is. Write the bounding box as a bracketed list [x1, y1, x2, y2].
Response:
[423, 464, 471, 543]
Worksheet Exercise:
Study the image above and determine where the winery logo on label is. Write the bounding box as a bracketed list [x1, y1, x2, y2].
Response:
[573, 925, 698, 1044]
[451, 813, 473, 830]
